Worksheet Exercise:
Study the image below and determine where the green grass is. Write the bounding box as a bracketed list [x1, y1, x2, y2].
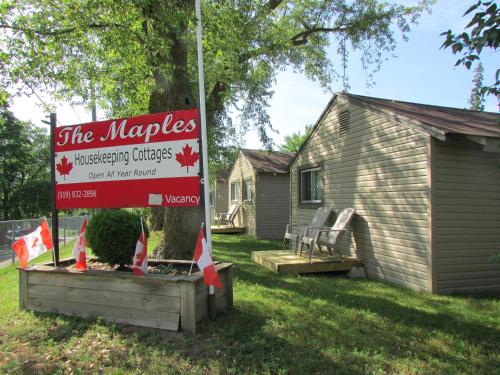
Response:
[1, 234, 499, 374]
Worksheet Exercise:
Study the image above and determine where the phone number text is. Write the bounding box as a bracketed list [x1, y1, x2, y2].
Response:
[57, 190, 97, 200]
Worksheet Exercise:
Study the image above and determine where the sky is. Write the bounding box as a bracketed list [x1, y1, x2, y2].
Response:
[10, 0, 499, 150]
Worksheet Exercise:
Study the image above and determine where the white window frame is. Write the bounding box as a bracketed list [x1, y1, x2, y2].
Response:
[300, 167, 322, 203]
[243, 179, 253, 202]
[230, 181, 240, 202]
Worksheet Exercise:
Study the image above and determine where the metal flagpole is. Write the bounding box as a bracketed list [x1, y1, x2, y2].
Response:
[195, 0, 216, 319]
[49, 113, 59, 266]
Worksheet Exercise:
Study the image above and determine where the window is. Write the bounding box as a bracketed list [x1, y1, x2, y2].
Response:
[230, 181, 240, 202]
[242, 179, 252, 201]
[300, 167, 322, 203]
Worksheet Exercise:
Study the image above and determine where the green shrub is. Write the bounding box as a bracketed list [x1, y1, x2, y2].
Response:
[86, 209, 149, 268]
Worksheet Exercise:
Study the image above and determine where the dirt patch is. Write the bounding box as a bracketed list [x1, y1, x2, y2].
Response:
[67, 259, 195, 276]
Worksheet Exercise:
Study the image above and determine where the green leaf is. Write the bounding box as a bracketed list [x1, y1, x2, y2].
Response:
[464, 1, 481, 16]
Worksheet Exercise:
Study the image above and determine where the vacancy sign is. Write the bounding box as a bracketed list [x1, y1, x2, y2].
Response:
[55, 110, 200, 209]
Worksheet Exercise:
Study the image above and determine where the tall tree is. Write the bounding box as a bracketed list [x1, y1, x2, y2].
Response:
[0, 102, 51, 220]
[281, 124, 313, 153]
[469, 62, 485, 111]
[1, 0, 431, 258]
[441, 0, 499, 98]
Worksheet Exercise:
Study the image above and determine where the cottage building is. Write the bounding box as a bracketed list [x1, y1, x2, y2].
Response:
[228, 149, 293, 239]
[290, 93, 500, 294]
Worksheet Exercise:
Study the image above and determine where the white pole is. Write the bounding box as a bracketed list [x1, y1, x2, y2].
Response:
[195, 0, 214, 298]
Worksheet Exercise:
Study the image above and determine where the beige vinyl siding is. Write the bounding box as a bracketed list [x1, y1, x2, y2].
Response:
[433, 139, 500, 293]
[291, 97, 431, 291]
[215, 179, 228, 214]
[255, 174, 290, 239]
[228, 153, 256, 235]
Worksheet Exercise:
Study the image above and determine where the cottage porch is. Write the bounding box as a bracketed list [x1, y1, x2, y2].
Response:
[251, 250, 362, 275]
[211, 225, 246, 234]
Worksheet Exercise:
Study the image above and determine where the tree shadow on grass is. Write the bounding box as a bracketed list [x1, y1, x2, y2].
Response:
[7, 234, 497, 374]
[211, 235, 500, 374]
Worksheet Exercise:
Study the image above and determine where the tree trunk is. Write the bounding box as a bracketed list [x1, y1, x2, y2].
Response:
[150, 207, 164, 231]
[146, 1, 203, 259]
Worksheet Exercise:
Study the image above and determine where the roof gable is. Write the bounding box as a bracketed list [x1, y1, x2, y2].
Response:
[290, 93, 500, 167]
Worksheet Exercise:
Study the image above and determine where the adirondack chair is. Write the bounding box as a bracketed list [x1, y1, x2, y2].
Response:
[283, 207, 331, 252]
[299, 208, 356, 261]
[215, 204, 240, 227]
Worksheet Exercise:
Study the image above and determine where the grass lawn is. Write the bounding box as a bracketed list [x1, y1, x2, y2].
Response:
[0, 234, 499, 374]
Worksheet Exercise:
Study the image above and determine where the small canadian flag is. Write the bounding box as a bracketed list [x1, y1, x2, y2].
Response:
[72, 218, 88, 271]
[12, 219, 53, 268]
[133, 219, 148, 276]
[194, 227, 222, 288]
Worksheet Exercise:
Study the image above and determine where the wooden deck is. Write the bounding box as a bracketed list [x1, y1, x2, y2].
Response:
[211, 225, 245, 234]
[251, 250, 362, 275]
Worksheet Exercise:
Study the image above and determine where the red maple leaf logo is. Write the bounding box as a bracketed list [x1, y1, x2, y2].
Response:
[175, 144, 199, 172]
[56, 155, 73, 179]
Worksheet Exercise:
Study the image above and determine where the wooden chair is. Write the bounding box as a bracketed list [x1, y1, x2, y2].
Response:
[215, 204, 240, 227]
[283, 207, 331, 252]
[299, 208, 356, 261]
[282, 224, 306, 251]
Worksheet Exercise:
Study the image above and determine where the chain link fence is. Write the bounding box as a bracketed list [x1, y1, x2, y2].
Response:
[0, 216, 87, 266]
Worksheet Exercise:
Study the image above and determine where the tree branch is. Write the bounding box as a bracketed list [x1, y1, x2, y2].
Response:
[291, 26, 347, 46]
[267, 0, 284, 11]
[0, 23, 123, 36]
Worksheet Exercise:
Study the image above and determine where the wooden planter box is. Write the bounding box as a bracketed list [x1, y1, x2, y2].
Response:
[19, 260, 233, 333]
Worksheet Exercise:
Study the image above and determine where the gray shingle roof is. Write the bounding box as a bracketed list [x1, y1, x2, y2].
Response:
[241, 149, 294, 174]
[346, 93, 500, 138]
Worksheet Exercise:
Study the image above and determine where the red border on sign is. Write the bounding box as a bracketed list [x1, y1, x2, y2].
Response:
[56, 177, 200, 209]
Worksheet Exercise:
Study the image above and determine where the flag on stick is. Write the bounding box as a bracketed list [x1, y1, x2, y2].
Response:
[194, 227, 222, 288]
[72, 218, 88, 271]
[133, 218, 148, 276]
[12, 219, 53, 268]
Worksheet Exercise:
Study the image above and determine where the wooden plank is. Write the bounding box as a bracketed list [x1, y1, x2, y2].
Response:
[195, 290, 228, 312]
[278, 259, 360, 274]
[28, 272, 181, 297]
[211, 226, 246, 234]
[19, 269, 28, 310]
[25, 297, 179, 331]
[195, 273, 227, 296]
[180, 281, 197, 333]
[251, 250, 361, 275]
[27, 284, 181, 314]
